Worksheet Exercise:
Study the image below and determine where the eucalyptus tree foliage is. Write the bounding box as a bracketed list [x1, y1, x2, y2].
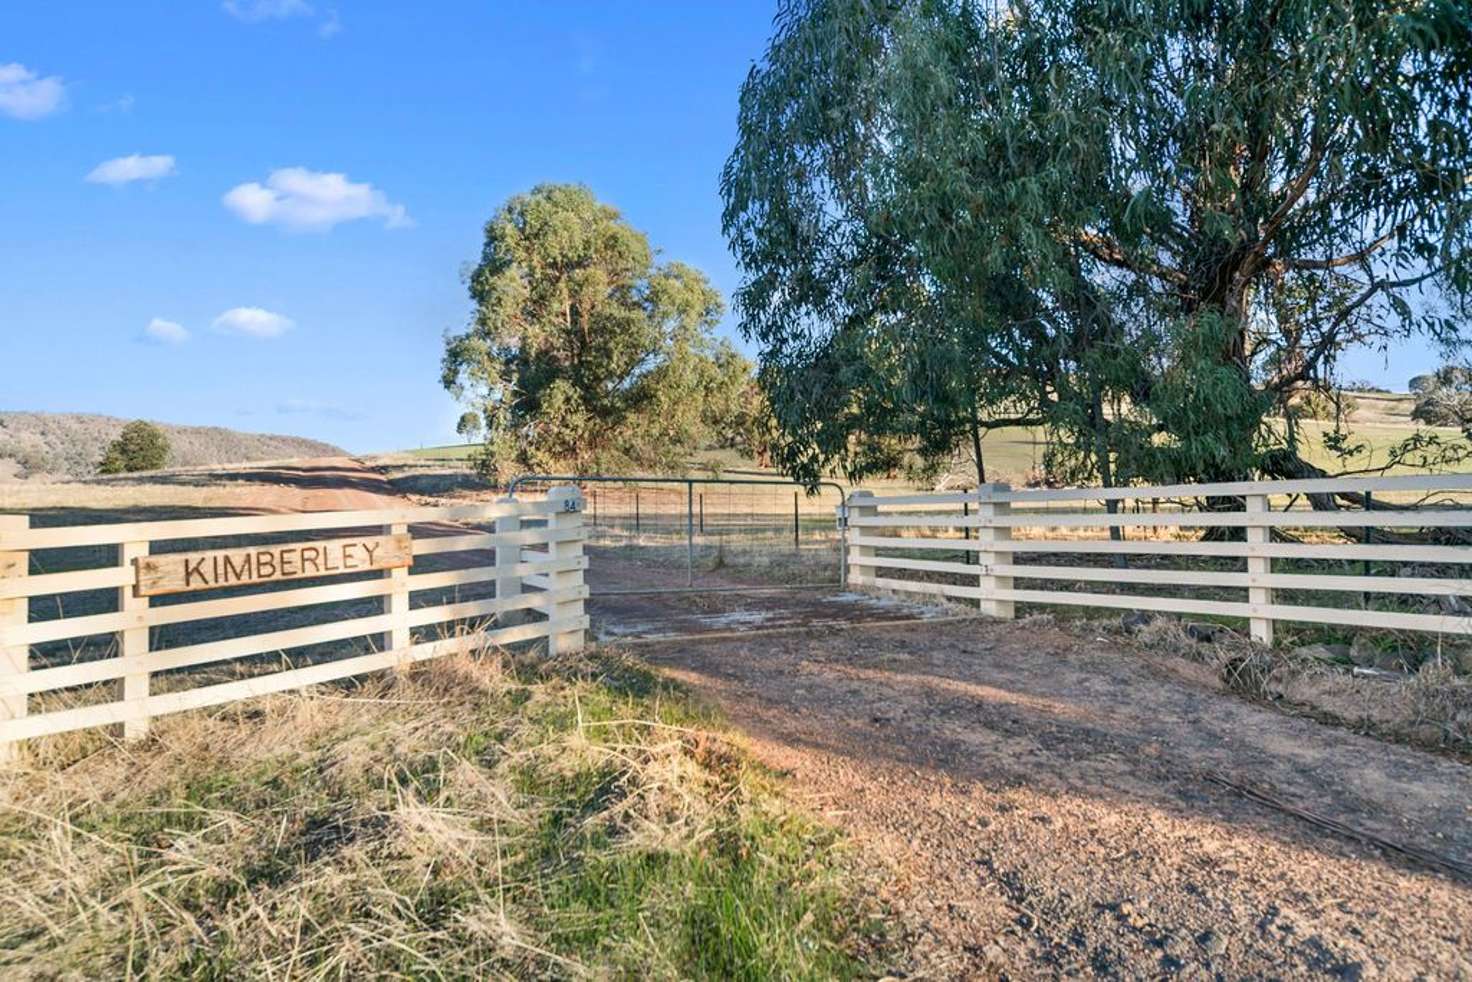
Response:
[723, 0, 1472, 489]
[1411, 364, 1472, 434]
[442, 184, 748, 477]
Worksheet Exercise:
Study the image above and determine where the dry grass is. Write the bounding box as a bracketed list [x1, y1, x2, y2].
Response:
[0, 479, 272, 514]
[0, 412, 343, 482]
[1125, 617, 1472, 755]
[0, 645, 888, 979]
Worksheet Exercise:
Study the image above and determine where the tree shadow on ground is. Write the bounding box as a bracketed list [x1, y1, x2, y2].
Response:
[634, 616, 1472, 974]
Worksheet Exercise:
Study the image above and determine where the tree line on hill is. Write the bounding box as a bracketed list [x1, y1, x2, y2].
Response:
[445, 1, 1472, 493]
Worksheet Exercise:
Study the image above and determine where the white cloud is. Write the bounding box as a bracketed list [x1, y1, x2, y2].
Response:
[223, 167, 411, 231]
[143, 318, 190, 344]
[223, 0, 339, 35]
[222, 0, 313, 22]
[213, 306, 295, 338]
[0, 63, 65, 120]
[86, 154, 177, 186]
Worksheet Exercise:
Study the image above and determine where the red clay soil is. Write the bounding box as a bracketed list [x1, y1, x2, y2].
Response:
[634, 616, 1472, 979]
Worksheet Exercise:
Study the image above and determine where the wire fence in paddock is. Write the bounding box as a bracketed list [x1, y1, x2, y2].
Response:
[508, 475, 847, 594]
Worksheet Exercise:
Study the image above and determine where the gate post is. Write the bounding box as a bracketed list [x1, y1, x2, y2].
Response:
[1, 515, 28, 763]
[495, 500, 524, 627]
[119, 540, 150, 741]
[977, 484, 1015, 620]
[847, 491, 876, 587]
[686, 482, 695, 587]
[1246, 493, 1274, 645]
[384, 522, 411, 661]
[546, 487, 586, 654]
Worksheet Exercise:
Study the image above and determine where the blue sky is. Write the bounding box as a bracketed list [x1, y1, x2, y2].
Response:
[0, 1, 775, 453]
[0, 2, 1439, 455]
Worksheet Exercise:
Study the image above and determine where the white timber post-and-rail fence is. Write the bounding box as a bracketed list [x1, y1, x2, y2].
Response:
[0, 489, 587, 762]
[843, 474, 1472, 642]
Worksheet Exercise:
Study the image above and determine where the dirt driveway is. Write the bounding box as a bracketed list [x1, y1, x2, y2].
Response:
[634, 615, 1472, 979]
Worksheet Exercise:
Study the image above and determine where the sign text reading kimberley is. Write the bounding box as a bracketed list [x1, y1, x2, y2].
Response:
[133, 533, 413, 597]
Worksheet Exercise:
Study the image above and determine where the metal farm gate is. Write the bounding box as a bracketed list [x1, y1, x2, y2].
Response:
[503, 475, 967, 643]
[506, 475, 848, 595]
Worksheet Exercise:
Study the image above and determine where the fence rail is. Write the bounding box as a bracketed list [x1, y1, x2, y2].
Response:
[844, 474, 1472, 644]
[0, 489, 587, 758]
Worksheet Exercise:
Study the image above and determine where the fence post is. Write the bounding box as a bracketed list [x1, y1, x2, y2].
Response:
[546, 487, 586, 654]
[384, 522, 411, 661]
[495, 501, 524, 627]
[793, 491, 800, 550]
[1246, 494, 1273, 645]
[847, 491, 876, 587]
[977, 484, 1015, 620]
[686, 482, 695, 587]
[962, 498, 972, 564]
[119, 540, 150, 741]
[1, 515, 28, 763]
[1361, 490, 1373, 610]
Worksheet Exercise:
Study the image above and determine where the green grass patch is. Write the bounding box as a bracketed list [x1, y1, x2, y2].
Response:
[0, 649, 889, 979]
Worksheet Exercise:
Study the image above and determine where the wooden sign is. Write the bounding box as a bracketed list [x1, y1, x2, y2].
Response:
[134, 533, 412, 597]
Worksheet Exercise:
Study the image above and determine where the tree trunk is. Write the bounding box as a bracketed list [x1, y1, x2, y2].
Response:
[969, 407, 987, 487]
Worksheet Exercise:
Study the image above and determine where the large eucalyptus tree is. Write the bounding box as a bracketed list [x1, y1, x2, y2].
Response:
[442, 184, 748, 477]
[723, 0, 1472, 488]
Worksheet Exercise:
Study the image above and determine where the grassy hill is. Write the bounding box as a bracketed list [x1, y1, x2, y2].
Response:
[0, 412, 345, 481]
[399, 390, 1466, 488]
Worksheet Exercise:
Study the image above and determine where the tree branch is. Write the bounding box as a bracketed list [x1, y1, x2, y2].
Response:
[1279, 225, 1401, 271]
[1265, 267, 1440, 393]
[1075, 231, 1190, 287]
[1246, 122, 1326, 259]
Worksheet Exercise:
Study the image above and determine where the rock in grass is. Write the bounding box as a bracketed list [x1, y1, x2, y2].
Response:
[1437, 593, 1472, 616]
[1350, 635, 1423, 672]
[1292, 643, 1352, 665]
[1376, 650, 1424, 673]
[1349, 635, 1381, 667]
[1352, 665, 1406, 683]
[1120, 611, 1155, 632]
[1185, 622, 1224, 643]
[1455, 650, 1472, 677]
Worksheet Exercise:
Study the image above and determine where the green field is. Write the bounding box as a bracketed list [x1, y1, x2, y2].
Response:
[396, 391, 1466, 489]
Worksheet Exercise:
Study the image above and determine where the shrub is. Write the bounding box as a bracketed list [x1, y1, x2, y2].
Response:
[1290, 390, 1358, 422]
[98, 420, 170, 474]
[1411, 365, 1472, 432]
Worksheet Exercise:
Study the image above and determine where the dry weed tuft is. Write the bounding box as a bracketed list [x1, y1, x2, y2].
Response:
[1118, 616, 1472, 755]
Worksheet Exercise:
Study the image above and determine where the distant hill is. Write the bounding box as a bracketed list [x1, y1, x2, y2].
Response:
[0, 412, 346, 481]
